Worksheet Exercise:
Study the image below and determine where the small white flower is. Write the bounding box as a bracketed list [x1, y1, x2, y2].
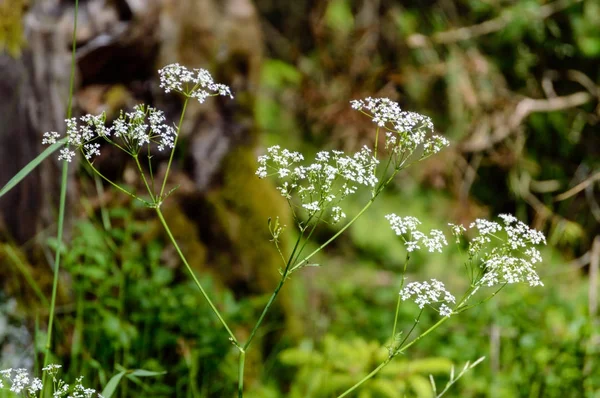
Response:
[256, 145, 378, 225]
[400, 279, 455, 317]
[439, 304, 453, 317]
[29, 377, 43, 394]
[58, 148, 76, 162]
[448, 223, 467, 243]
[467, 214, 546, 288]
[10, 368, 29, 394]
[386, 214, 448, 253]
[42, 131, 61, 145]
[158, 63, 233, 103]
[331, 206, 346, 223]
[350, 97, 449, 159]
[42, 364, 62, 373]
[385, 214, 421, 235]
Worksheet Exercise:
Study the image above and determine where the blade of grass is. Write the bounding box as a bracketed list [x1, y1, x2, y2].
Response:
[0, 138, 66, 198]
[42, 0, 79, 393]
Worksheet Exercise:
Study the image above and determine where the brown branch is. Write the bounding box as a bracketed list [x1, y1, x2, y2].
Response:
[407, 0, 583, 48]
[555, 171, 600, 202]
[461, 91, 594, 152]
[509, 91, 593, 129]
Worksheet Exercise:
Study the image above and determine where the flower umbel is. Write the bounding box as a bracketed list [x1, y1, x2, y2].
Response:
[385, 214, 448, 253]
[350, 97, 449, 161]
[256, 145, 379, 224]
[43, 105, 176, 162]
[0, 365, 104, 398]
[399, 279, 456, 317]
[158, 63, 233, 103]
[468, 214, 546, 288]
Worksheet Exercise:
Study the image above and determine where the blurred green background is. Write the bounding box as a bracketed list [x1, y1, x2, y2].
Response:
[1, 0, 599, 397]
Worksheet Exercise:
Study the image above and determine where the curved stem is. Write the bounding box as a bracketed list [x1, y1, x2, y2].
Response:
[155, 207, 238, 344]
[84, 158, 143, 203]
[159, 97, 189, 200]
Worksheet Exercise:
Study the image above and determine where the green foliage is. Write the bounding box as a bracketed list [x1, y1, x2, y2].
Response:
[571, 1, 600, 57]
[279, 335, 452, 397]
[57, 207, 245, 396]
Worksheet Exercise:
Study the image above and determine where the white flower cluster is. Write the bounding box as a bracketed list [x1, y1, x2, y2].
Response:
[399, 279, 456, 317]
[0, 368, 41, 395]
[42, 105, 176, 162]
[350, 97, 449, 158]
[0, 365, 104, 398]
[451, 214, 546, 288]
[158, 63, 233, 103]
[256, 145, 379, 223]
[385, 214, 448, 253]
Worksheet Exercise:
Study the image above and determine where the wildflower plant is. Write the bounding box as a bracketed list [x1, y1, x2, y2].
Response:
[0, 365, 103, 398]
[22, 53, 548, 397]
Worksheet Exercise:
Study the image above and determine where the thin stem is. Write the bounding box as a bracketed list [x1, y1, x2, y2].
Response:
[391, 294, 402, 343]
[337, 360, 390, 398]
[337, 315, 450, 398]
[243, 233, 304, 351]
[396, 309, 423, 350]
[155, 207, 238, 344]
[159, 96, 189, 200]
[237, 349, 246, 398]
[42, 0, 78, 392]
[245, 177, 394, 351]
[133, 155, 155, 203]
[290, 194, 378, 273]
[391, 254, 410, 340]
[290, 210, 324, 266]
[84, 158, 142, 203]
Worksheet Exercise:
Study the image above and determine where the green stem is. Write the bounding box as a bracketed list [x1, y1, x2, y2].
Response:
[290, 194, 378, 273]
[391, 294, 402, 343]
[84, 157, 142, 203]
[159, 97, 189, 200]
[42, 0, 78, 392]
[243, 233, 304, 351]
[133, 155, 155, 202]
[155, 207, 237, 344]
[391, 254, 410, 340]
[337, 315, 450, 398]
[237, 349, 246, 398]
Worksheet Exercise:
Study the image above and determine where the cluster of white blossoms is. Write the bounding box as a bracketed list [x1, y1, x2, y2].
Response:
[42, 105, 176, 162]
[158, 63, 233, 103]
[350, 97, 449, 159]
[0, 365, 103, 398]
[0, 368, 41, 395]
[451, 214, 546, 288]
[385, 214, 448, 253]
[399, 279, 456, 317]
[256, 145, 379, 223]
[44, 64, 233, 163]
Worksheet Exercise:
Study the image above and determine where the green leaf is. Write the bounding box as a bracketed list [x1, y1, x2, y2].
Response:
[101, 368, 165, 397]
[128, 369, 166, 377]
[101, 371, 126, 398]
[0, 138, 66, 198]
